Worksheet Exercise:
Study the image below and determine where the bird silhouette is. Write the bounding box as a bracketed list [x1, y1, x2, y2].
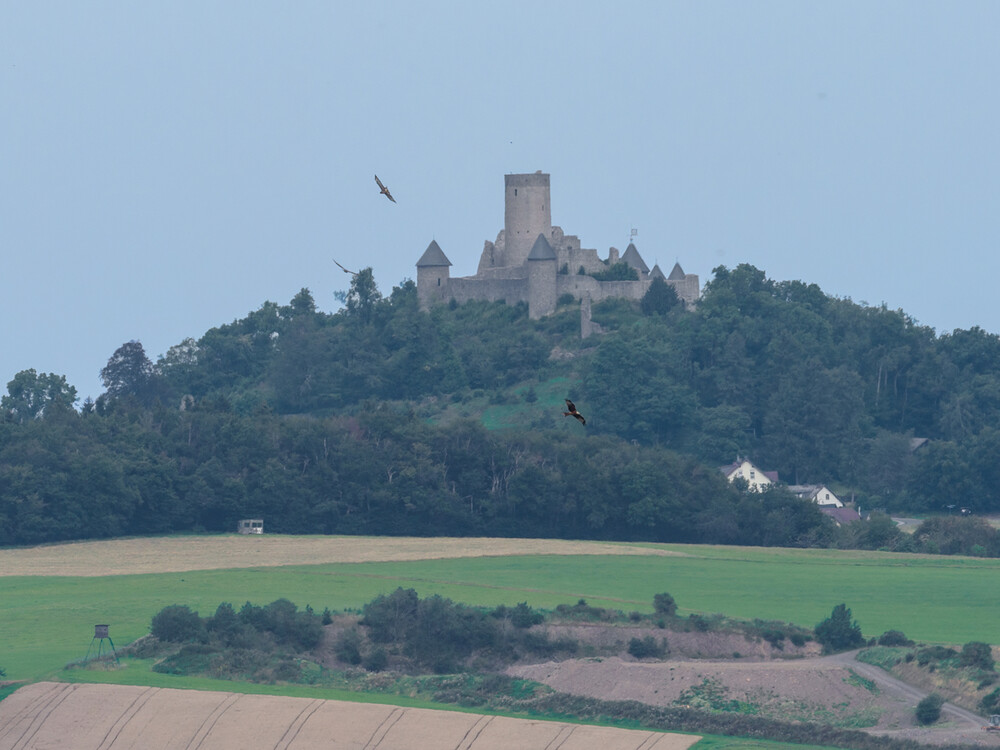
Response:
[563, 398, 586, 425]
[333, 259, 358, 276]
[375, 174, 396, 203]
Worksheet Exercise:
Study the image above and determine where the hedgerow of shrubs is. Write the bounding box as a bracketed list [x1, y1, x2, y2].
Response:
[149, 599, 323, 681]
[360, 588, 556, 672]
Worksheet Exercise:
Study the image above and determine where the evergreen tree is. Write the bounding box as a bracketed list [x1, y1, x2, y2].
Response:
[814, 603, 864, 653]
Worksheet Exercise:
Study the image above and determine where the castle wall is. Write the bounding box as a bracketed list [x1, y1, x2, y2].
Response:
[671, 275, 700, 308]
[445, 276, 528, 306]
[426, 272, 697, 313]
[557, 276, 649, 304]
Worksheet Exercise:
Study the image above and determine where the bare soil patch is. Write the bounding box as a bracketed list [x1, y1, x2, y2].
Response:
[0, 535, 677, 577]
[510, 652, 999, 747]
[0, 681, 700, 750]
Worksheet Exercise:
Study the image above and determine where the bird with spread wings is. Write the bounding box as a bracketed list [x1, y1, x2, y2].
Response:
[375, 174, 396, 203]
[333, 259, 358, 276]
[563, 398, 586, 426]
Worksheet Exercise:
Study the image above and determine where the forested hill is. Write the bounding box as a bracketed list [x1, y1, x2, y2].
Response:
[3, 263, 1000, 550]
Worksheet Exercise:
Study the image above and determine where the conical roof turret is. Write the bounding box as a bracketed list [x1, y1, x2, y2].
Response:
[416, 240, 452, 267]
[621, 242, 649, 274]
[526, 233, 557, 261]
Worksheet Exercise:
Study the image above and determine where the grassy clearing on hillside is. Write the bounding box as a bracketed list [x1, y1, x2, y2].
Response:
[2, 539, 1000, 683]
[481, 375, 577, 430]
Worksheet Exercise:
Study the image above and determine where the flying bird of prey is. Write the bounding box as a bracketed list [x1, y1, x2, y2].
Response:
[333, 259, 358, 276]
[375, 174, 396, 203]
[563, 398, 586, 426]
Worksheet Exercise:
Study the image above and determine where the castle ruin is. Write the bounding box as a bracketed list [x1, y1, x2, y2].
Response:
[416, 171, 699, 322]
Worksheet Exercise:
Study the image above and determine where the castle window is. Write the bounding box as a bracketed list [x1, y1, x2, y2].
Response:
[514, 189, 517, 196]
[437, 278, 441, 286]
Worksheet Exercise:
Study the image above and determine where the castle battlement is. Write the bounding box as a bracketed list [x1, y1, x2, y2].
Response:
[416, 172, 699, 323]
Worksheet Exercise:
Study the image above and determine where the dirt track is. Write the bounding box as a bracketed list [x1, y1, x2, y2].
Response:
[0, 682, 699, 750]
[0, 535, 676, 577]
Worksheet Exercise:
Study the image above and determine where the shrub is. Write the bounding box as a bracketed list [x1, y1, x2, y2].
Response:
[628, 636, 667, 659]
[270, 659, 301, 682]
[151, 604, 204, 643]
[321, 607, 333, 625]
[554, 599, 607, 621]
[877, 630, 913, 647]
[814, 604, 864, 653]
[335, 629, 363, 665]
[981, 687, 1000, 713]
[653, 593, 677, 616]
[915, 693, 944, 725]
[361, 587, 419, 643]
[510, 601, 543, 629]
[151, 643, 216, 674]
[688, 614, 710, 632]
[363, 646, 388, 672]
[959, 641, 995, 671]
[759, 627, 786, 649]
[917, 645, 957, 666]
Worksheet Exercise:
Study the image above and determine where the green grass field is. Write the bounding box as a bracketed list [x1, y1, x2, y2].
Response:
[3, 540, 999, 685]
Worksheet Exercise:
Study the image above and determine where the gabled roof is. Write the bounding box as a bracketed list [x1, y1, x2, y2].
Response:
[820, 506, 861, 526]
[526, 233, 557, 261]
[788, 484, 842, 506]
[719, 459, 779, 484]
[621, 243, 649, 274]
[787, 484, 822, 500]
[416, 240, 452, 267]
[649, 264, 666, 280]
[668, 262, 687, 281]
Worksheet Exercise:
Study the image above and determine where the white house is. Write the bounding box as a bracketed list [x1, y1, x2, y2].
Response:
[719, 458, 779, 493]
[787, 484, 844, 508]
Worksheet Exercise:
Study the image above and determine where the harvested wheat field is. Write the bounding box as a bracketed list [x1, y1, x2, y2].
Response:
[0, 682, 699, 750]
[0, 535, 676, 577]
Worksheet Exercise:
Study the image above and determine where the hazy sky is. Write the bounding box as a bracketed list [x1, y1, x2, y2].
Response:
[3, 2, 999, 401]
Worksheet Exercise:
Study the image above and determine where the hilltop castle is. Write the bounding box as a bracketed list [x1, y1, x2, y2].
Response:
[416, 171, 700, 323]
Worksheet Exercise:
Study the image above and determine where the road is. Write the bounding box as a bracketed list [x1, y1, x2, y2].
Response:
[826, 649, 988, 729]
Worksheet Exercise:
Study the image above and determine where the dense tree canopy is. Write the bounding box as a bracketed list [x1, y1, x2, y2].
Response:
[5, 263, 1000, 548]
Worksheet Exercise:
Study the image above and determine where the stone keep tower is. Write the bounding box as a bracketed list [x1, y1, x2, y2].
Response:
[504, 171, 552, 267]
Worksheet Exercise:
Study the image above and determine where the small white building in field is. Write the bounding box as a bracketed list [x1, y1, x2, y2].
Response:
[237, 519, 264, 535]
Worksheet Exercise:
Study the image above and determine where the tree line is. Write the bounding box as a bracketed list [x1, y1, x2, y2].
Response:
[5, 265, 1000, 547]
